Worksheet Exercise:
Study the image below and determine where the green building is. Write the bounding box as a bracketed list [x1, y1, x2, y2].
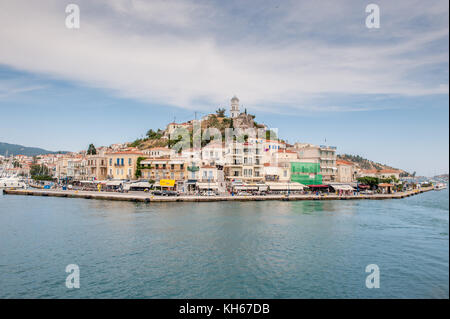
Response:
[290, 162, 322, 185]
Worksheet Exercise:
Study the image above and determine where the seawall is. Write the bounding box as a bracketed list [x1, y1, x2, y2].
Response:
[2, 187, 434, 203]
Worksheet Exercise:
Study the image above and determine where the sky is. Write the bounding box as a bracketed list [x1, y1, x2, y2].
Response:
[0, 0, 448, 176]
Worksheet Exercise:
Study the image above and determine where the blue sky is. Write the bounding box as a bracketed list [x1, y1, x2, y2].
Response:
[0, 0, 448, 176]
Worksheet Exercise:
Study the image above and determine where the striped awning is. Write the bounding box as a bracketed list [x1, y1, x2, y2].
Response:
[197, 182, 219, 189]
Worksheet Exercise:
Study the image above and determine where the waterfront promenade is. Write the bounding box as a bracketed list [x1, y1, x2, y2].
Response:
[2, 187, 434, 202]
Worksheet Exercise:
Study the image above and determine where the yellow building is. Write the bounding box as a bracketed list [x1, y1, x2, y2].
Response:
[139, 157, 186, 182]
[106, 151, 144, 180]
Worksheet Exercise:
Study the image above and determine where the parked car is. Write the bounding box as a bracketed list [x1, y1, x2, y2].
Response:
[152, 190, 163, 196]
[203, 191, 217, 196]
[162, 190, 179, 196]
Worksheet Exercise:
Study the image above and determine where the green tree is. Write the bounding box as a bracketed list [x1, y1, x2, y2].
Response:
[87, 144, 97, 155]
[135, 156, 147, 178]
[265, 129, 278, 140]
[30, 164, 53, 181]
[357, 176, 379, 189]
[146, 129, 163, 140]
[216, 108, 226, 117]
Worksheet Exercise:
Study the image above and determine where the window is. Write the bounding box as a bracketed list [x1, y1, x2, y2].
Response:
[128, 158, 132, 165]
[170, 172, 174, 179]
[171, 164, 174, 170]
[128, 168, 132, 176]
[121, 158, 124, 166]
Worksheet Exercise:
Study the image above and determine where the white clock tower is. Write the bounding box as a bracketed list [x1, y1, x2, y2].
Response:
[230, 96, 240, 118]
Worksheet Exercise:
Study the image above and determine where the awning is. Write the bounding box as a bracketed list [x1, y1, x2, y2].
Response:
[307, 184, 329, 188]
[151, 161, 168, 165]
[129, 182, 152, 188]
[266, 182, 304, 190]
[106, 181, 123, 186]
[168, 161, 184, 165]
[378, 183, 394, 187]
[197, 182, 219, 189]
[234, 185, 258, 191]
[330, 184, 354, 191]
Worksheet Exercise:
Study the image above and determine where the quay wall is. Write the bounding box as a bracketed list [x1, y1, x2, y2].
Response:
[2, 187, 434, 203]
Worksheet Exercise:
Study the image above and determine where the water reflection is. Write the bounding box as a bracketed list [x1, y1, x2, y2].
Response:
[0, 192, 448, 298]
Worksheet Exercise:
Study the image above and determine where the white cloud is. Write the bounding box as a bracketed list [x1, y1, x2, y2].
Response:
[0, 80, 46, 98]
[0, 0, 447, 112]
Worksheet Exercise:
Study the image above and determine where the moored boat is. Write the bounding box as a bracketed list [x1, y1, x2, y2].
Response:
[0, 176, 28, 190]
[434, 183, 447, 191]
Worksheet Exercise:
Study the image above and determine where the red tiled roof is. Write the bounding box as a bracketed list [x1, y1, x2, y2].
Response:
[106, 151, 143, 155]
[336, 160, 353, 166]
[379, 169, 400, 173]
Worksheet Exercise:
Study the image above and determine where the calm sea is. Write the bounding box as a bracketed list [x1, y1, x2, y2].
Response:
[0, 189, 448, 298]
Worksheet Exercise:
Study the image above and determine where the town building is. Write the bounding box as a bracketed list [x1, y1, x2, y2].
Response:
[86, 151, 108, 181]
[292, 143, 337, 182]
[143, 147, 174, 158]
[336, 159, 356, 183]
[358, 169, 401, 180]
[106, 151, 143, 180]
[139, 157, 186, 183]
[224, 141, 264, 182]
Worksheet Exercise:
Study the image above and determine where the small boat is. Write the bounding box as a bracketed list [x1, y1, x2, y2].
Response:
[434, 183, 447, 191]
[0, 176, 28, 189]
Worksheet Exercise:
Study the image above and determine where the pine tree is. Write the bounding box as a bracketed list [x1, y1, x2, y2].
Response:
[87, 144, 97, 155]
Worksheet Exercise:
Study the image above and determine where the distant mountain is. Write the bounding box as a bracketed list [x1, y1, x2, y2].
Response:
[0, 142, 68, 156]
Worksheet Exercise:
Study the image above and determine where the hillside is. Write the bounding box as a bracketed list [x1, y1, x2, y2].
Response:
[0, 142, 67, 156]
[338, 154, 411, 176]
[128, 112, 266, 149]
